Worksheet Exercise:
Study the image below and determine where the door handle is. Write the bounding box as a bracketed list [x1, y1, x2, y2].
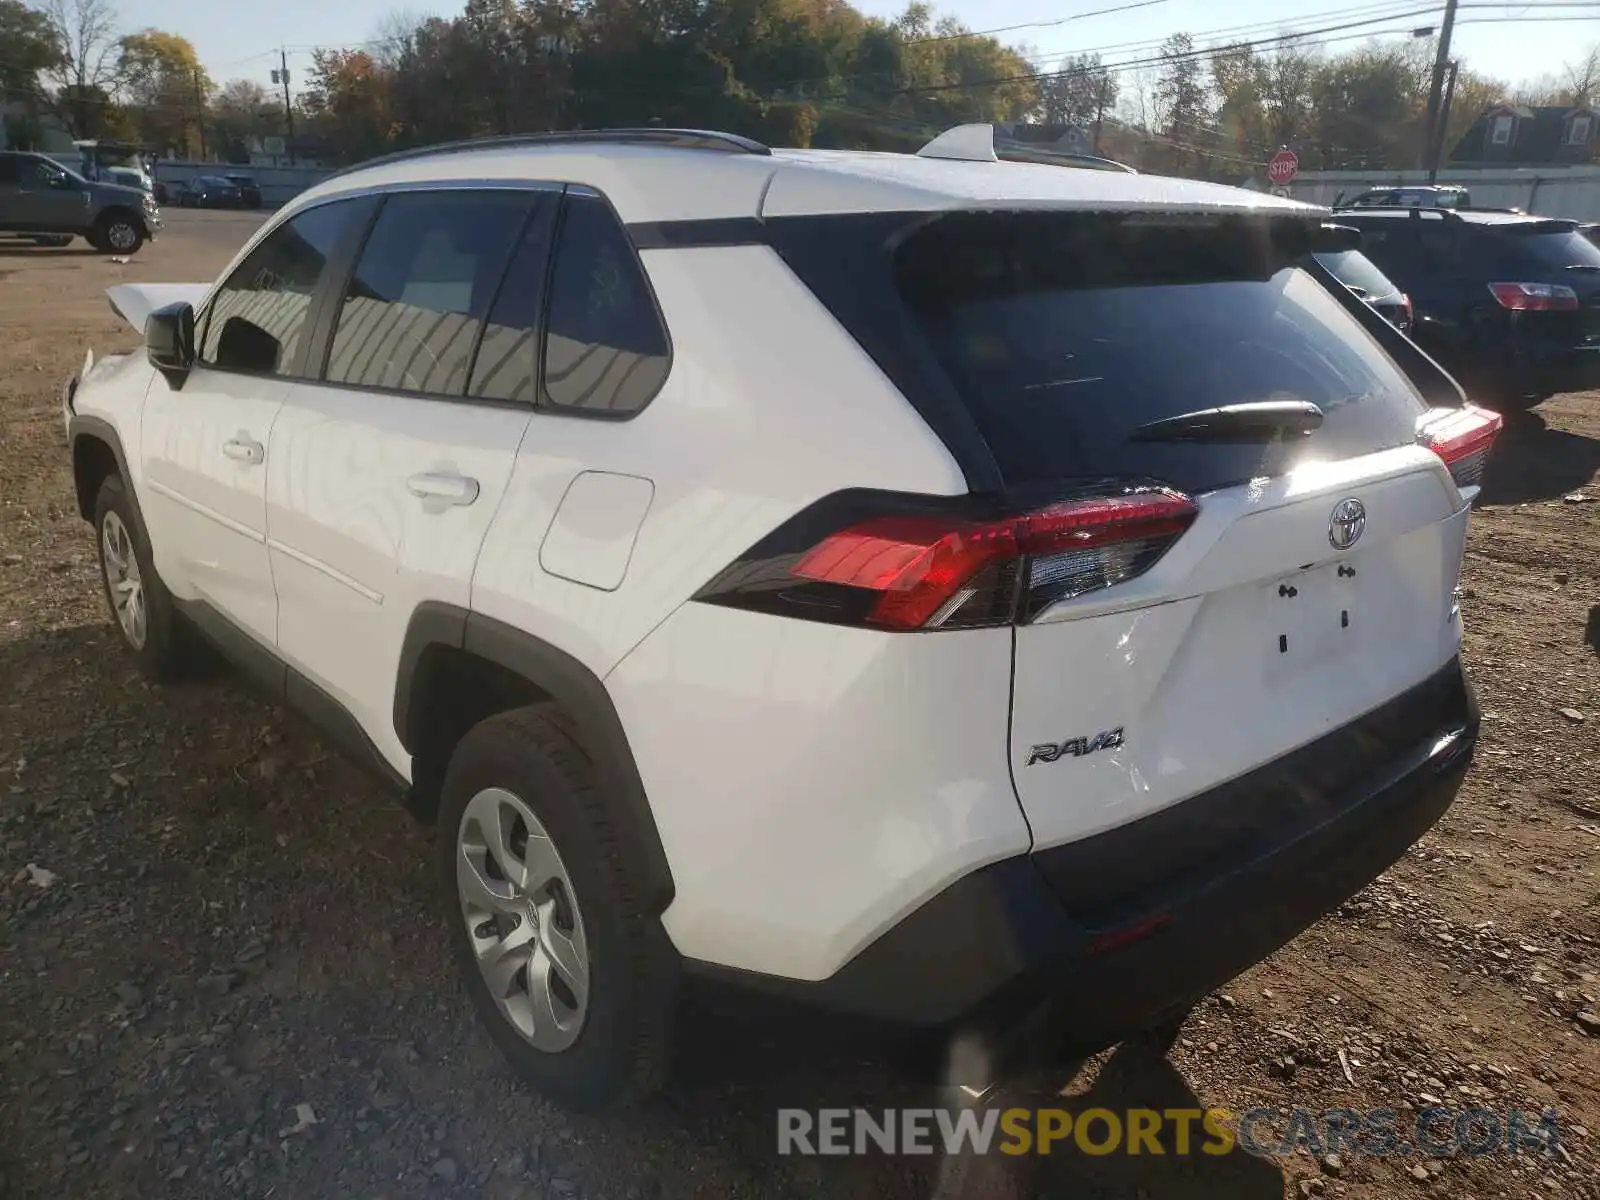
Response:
[407, 472, 480, 510]
[222, 435, 264, 465]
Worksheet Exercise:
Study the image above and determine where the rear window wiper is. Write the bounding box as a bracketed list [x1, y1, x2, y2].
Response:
[1131, 400, 1325, 444]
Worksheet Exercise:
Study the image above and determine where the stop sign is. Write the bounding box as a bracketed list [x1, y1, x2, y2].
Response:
[1268, 149, 1300, 186]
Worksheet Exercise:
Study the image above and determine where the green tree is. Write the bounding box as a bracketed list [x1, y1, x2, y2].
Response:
[1, 0, 64, 107]
[1153, 33, 1212, 174]
[301, 49, 396, 162]
[1310, 42, 1427, 169]
[1038, 52, 1116, 129]
[119, 29, 209, 155]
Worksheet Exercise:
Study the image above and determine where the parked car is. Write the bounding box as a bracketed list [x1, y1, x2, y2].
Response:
[61, 126, 1496, 1110]
[1337, 206, 1600, 410]
[1312, 223, 1413, 333]
[1335, 184, 1472, 209]
[0, 150, 161, 253]
[224, 173, 264, 209]
[176, 175, 245, 208]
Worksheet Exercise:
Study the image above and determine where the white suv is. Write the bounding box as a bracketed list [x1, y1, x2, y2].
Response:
[63, 126, 1498, 1110]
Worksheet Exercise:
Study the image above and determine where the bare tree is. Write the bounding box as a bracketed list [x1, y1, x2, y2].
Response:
[42, 0, 123, 137]
[1563, 42, 1599, 106]
[369, 9, 425, 71]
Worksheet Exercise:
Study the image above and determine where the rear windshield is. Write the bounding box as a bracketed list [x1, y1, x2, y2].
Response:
[1313, 249, 1400, 300]
[893, 212, 1428, 494]
[1485, 226, 1600, 274]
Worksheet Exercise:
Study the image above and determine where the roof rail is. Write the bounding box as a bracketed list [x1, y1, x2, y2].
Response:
[326, 128, 772, 181]
[1333, 204, 1459, 220]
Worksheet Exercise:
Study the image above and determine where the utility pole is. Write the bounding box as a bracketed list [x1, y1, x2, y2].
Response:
[273, 48, 296, 165]
[1094, 78, 1107, 154]
[1421, 0, 1459, 172]
[192, 68, 207, 161]
[1429, 59, 1460, 183]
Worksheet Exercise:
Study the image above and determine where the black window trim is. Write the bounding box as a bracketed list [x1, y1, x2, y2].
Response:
[194, 192, 378, 383]
[184, 177, 674, 418]
[306, 187, 552, 408]
[534, 184, 676, 422]
[462, 189, 562, 408]
[193, 179, 564, 393]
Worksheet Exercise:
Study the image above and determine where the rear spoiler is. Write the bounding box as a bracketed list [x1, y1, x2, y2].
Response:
[106, 283, 209, 335]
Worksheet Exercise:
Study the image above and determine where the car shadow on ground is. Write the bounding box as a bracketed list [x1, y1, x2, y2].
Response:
[663, 988, 1287, 1197]
[1478, 408, 1600, 505]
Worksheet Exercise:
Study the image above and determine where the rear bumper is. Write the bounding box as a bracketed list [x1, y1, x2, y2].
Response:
[1500, 341, 1600, 396]
[689, 658, 1477, 1060]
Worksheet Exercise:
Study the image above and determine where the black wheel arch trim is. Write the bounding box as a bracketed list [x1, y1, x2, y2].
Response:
[68, 414, 146, 527]
[394, 603, 675, 913]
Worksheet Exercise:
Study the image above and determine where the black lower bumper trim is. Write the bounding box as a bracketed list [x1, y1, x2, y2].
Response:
[685, 658, 1477, 1057]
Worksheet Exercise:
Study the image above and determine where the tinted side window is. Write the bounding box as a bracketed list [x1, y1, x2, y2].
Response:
[200, 198, 369, 376]
[324, 190, 532, 396]
[1354, 224, 1419, 275]
[0, 155, 19, 184]
[542, 193, 671, 415]
[468, 197, 558, 403]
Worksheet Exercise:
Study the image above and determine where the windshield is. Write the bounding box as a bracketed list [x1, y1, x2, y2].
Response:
[1313, 249, 1401, 300]
[893, 211, 1427, 494]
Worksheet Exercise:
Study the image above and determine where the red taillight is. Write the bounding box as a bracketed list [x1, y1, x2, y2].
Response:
[1417, 405, 1503, 490]
[1487, 281, 1579, 312]
[706, 488, 1198, 631]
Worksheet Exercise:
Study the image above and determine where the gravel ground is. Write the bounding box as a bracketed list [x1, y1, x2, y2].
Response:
[1, 211, 1597, 1200]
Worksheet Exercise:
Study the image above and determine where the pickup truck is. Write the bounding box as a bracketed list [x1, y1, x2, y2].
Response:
[0, 150, 162, 254]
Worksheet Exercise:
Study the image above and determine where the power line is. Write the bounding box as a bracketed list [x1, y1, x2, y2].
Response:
[904, 0, 1176, 46]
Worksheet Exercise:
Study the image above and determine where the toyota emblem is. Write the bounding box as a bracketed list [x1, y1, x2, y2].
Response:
[1328, 498, 1366, 550]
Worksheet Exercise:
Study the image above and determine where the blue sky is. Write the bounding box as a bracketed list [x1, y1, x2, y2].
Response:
[118, 0, 1596, 96]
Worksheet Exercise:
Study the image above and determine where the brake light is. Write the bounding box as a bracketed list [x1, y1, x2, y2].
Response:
[1417, 405, 1503, 490]
[696, 487, 1198, 631]
[1487, 282, 1579, 312]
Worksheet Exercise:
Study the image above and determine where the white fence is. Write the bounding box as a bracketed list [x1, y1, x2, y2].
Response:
[1285, 166, 1600, 221]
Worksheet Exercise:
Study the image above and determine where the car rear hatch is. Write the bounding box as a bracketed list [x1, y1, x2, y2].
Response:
[888, 210, 1480, 859]
[1477, 220, 1600, 347]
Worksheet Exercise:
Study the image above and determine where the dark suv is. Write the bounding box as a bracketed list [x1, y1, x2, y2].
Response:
[1336, 207, 1600, 410]
[0, 150, 161, 254]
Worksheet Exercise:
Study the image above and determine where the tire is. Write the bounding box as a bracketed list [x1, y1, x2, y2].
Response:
[92, 476, 199, 681]
[437, 706, 677, 1111]
[92, 212, 145, 255]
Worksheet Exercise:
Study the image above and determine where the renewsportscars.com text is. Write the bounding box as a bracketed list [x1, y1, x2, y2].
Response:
[776, 1106, 1565, 1158]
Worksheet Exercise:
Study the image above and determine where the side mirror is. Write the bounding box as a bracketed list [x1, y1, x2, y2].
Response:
[49, 172, 76, 190]
[146, 302, 196, 385]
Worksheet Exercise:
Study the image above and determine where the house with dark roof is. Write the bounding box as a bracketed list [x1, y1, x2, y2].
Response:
[1448, 104, 1596, 166]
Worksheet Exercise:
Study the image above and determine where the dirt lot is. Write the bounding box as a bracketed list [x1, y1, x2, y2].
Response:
[1, 211, 1598, 1200]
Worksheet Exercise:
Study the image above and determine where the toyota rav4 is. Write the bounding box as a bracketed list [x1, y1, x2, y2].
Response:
[62, 125, 1496, 1110]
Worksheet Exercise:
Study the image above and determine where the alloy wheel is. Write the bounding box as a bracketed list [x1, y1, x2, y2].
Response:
[456, 786, 590, 1052]
[100, 510, 146, 648]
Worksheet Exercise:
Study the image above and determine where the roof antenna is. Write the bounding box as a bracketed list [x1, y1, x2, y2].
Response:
[917, 124, 998, 163]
